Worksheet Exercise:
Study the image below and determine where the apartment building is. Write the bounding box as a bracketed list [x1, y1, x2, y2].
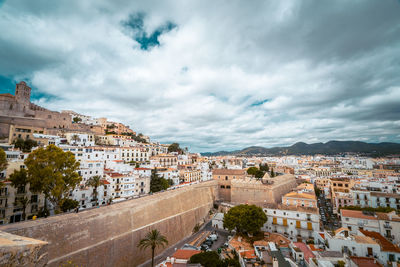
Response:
[119, 146, 149, 163]
[151, 154, 178, 167]
[340, 209, 400, 244]
[263, 204, 320, 241]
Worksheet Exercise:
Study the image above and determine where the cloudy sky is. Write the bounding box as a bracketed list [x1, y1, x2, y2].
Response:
[1, 0, 400, 152]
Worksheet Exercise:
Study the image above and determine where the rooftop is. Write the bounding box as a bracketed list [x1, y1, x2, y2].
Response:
[359, 230, 400, 253]
[341, 209, 377, 220]
[172, 249, 201, 260]
[349, 256, 384, 267]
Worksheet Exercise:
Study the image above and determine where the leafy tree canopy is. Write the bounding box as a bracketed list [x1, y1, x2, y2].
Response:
[0, 148, 7, 172]
[60, 198, 79, 212]
[223, 204, 267, 235]
[72, 117, 82, 123]
[168, 143, 183, 153]
[246, 167, 265, 179]
[259, 163, 269, 172]
[13, 138, 38, 152]
[9, 169, 29, 189]
[150, 169, 169, 193]
[24, 145, 82, 212]
[189, 251, 240, 267]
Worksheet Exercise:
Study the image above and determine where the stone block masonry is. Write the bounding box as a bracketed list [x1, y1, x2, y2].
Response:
[0, 181, 219, 266]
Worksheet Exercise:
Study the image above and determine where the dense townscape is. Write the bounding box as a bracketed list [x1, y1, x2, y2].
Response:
[1, 82, 400, 267]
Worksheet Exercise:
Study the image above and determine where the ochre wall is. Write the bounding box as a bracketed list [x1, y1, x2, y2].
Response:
[0, 181, 219, 267]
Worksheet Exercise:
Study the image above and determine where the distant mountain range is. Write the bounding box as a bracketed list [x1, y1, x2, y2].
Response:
[201, 141, 400, 157]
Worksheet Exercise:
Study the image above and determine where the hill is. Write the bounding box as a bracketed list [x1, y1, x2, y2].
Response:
[201, 141, 400, 157]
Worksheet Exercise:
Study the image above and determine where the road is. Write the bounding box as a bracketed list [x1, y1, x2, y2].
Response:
[318, 192, 340, 230]
[138, 221, 230, 267]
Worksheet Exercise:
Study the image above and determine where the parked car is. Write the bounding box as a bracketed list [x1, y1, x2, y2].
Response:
[209, 234, 218, 241]
[204, 240, 213, 247]
[201, 244, 209, 251]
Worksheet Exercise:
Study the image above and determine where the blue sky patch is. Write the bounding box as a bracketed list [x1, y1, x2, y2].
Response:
[123, 12, 177, 50]
[251, 99, 270, 107]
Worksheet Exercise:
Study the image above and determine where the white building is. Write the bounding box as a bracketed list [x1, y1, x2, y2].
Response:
[262, 204, 320, 241]
[341, 209, 400, 245]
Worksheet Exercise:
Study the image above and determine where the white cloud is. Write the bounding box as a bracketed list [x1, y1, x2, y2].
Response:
[1, 0, 400, 152]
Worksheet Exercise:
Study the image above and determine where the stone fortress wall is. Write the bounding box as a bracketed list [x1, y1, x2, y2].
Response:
[0, 173, 297, 266]
[0, 181, 219, 267]
[230, 174, 298, 205]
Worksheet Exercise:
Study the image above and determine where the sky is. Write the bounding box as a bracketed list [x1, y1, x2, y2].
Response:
[0, 0, 400, 152]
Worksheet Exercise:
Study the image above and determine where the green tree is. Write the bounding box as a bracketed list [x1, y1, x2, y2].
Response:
[246, 167, 258, 176]
[270, 168, 275, 177]
[72, 117, 82, 123]
[189, 251, 220, 267]
[259, 163, 269, 172]
[255, 170, 264, 179]
[14, 196, 30, 221]
[60, 198, 79, 212]
[168, 143, 182, 153]
[24, 145, 82, 213]
[137, 229, 168, 267]
[247, 167, 264, 179]
[86, 175, 104, 206]
[150, 169, 169, 193]
[71, 134, 81, 145]
[189, 251, 240, 267]
[9, 169, 31, 220]
[223, 204, 267, 235]
[0, 148, 7, 188]
[9, 169, 29, 189]
[13, 138, 37, 152]
[314, 186, 321, 197]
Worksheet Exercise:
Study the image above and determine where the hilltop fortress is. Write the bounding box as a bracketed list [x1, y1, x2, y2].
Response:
[0, 81, 135, 142]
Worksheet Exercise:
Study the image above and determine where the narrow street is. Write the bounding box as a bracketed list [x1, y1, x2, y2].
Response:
[139, 221, 230, 267]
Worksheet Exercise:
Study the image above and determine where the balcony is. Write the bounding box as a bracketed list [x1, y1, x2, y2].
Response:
[384, 224, 392, 229]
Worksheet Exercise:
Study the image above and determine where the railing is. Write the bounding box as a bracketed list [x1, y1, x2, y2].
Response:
[384, 224, 392, 229]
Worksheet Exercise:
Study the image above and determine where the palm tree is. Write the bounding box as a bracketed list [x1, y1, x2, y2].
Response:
[71, 134, 80, 145]
[137, 229, 168, 267]
[85, 175, 104, 206]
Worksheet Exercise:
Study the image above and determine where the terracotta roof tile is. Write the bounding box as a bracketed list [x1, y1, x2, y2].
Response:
[172, 249, 201, 260]
[359, 230, 400, 253]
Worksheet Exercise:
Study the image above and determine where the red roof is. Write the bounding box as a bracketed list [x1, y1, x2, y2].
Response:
[101, 180, 110, 185]
[240, 250, 257, 259]
[172, 249, 201, 260]
[350, 256, 383, 267]
[359, 230, 400, 253]
[293, 242, 315, 263]
[309, 244, 323, 251]
[107, 172, 124, 177]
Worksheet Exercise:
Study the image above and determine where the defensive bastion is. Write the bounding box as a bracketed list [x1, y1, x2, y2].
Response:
[0, 181, 219, 266]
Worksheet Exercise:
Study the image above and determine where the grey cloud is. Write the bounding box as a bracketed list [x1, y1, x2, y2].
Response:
[1, 0, 400, 152]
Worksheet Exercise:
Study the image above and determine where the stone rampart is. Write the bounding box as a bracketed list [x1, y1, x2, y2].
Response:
[0, 181, 218, 267]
